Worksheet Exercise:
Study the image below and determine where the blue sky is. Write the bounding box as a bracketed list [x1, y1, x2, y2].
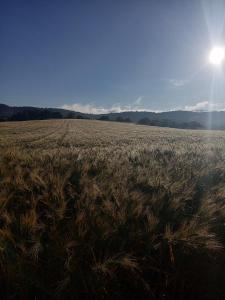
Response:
[1, 0, 225, 113]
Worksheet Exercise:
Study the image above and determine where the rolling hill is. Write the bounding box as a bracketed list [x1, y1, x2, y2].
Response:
[1, 103, 225, 129]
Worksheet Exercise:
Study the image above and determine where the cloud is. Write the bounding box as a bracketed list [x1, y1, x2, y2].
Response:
[62, 96, 153, 114]
[61, 101, 155, 114]
[169, 79, 187, 87]
[184, 101, 210, 111]
[62, 100, 225, 114]
[62, 103, 111, 114]
[184, 101, 225, 111]
[134, 96, 143, 105]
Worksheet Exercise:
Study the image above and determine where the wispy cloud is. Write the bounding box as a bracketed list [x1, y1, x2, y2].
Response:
[62, 103, 111, 114]
[134, 96, 143, 105]
[169, 79, 187, 87]
[62, 99, 225, 114]
[62, 96, 152, 114]
[61, 101, 153, 114]
[184, 101, 225, 111]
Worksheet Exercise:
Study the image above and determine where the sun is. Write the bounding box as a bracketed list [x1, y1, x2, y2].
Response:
[209, 46, 225, 65]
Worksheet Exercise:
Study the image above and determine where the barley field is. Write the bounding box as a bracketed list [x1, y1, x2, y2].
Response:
[1, 119, 225, 299]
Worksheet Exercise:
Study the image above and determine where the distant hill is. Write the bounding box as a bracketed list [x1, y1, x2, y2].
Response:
[0, 104, 90, 120]
[107, 110, 225, 129]
[1, 103, 225, 129]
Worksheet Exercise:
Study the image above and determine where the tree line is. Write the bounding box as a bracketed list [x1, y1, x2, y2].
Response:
[98, 116, 203, 129]
[0, 109, 203, 129]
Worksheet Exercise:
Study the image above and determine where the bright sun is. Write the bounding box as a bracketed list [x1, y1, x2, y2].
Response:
[209, 46, 225, 65]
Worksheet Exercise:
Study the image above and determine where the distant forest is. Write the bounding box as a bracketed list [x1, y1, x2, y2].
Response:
[0, 109, 87, 122]
[0, 108, 203, 130]
[137, 117, 203, 129]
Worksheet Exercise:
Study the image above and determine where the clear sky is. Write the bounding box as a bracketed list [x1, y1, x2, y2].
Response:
[1, 0, 225, 113]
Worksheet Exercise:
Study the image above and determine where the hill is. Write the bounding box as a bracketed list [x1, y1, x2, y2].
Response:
[0, 103, 90, 120]
[1, 103, 225, 129]
[107, 110, 225, 129]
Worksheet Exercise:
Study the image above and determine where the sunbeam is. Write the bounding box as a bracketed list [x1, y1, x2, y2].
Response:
[202, 0, 225, 130]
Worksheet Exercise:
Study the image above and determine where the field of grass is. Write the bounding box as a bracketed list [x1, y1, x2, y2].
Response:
[1, 119, 225, 299]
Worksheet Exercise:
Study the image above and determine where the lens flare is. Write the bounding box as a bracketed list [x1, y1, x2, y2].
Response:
[209, 47, 225, 65]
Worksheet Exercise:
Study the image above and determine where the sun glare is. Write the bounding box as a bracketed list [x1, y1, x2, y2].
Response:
[209, 46, 225, 65]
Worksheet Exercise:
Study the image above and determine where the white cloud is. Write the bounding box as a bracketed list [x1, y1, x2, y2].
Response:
[62, 103, 111, 114]
[134, 96, 143, 105]
[61, 102, 156, 114]
[184, 101, 210, 111]
[61, 100, 225, 114]
[184, 101, 225, 111]
[169, 79, 187, 87]
[62, 96, 156, 114]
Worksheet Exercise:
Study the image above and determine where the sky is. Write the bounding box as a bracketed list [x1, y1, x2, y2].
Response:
[1, 0, 225, 113]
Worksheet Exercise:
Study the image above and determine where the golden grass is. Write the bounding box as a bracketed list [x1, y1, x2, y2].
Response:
[0, 119, 225, 299]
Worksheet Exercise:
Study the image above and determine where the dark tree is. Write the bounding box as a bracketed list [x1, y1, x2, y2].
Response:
[10, 109, 63, 121]
[98, 116, 109, 121]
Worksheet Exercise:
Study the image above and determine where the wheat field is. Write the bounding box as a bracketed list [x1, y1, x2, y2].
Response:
[0, 119, 225, 299]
